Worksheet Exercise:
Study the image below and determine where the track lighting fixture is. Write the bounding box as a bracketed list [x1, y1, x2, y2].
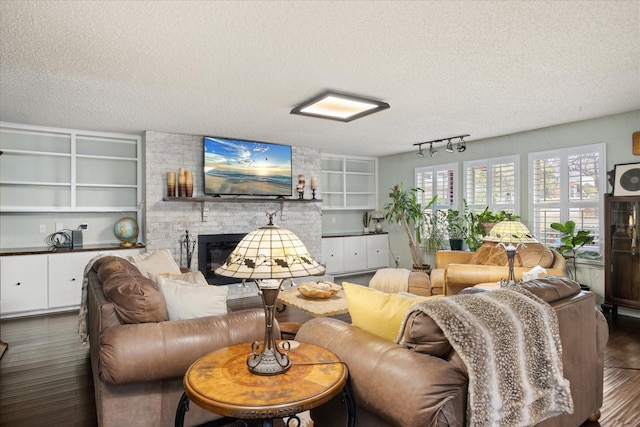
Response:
[412, 134, 470, 157]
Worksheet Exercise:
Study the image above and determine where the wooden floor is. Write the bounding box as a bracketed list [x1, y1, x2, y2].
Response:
[0, 303, 638, 426]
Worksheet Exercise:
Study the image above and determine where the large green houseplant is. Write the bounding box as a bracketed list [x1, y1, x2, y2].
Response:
[384, 184, 433, 269]
[550, 220, 596, 282]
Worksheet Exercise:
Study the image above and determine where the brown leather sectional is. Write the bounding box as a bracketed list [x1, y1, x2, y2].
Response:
[297, 277, 608, 427]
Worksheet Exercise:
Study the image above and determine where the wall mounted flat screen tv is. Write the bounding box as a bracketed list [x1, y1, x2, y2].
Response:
[203, 136, 292, 196]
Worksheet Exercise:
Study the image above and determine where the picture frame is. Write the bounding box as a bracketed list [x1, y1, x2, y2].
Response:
[613, 162, 640, 196]
[634, 132, 640, 155]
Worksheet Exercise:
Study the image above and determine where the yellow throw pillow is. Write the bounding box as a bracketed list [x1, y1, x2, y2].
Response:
[342, 282, 442, 341]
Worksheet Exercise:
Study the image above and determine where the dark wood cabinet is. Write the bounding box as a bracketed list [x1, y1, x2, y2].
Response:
[603, 194, 640, 315]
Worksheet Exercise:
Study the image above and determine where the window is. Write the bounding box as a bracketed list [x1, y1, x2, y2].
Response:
[529, 143, 605, 254]
[415, 163, 458, 210]
[464, 155, 519, 216]
[415, 163, 458, 243]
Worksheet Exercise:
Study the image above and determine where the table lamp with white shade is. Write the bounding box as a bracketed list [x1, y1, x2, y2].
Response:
[484, 218, 538, 286]
[214, 212, 325, 375]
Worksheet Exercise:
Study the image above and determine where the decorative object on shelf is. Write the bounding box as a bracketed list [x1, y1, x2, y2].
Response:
[362, 211, 372, 233]
[180, 230, 197, 270]
[297, 281, 341, 299]
[612, 162, 640, 196]
[484, 218, 538, 286]
[310, 177, 318, 199]
[185, 170, 193, 197]
[167, 171, 176, 197]
[178, 168, 186, 197]
[214, 212, 325, 375]
[114, 216, 139, 247]
[550, 220, 596, 283]
[296, 174, 305, 199]
[413, 134, 470, 157]
[372, 211, 384, 233]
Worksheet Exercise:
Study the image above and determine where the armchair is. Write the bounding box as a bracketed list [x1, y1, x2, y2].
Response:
[430, 242, 566, 295]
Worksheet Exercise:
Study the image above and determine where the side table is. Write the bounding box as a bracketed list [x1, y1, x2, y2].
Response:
[175, 342, 355, 427]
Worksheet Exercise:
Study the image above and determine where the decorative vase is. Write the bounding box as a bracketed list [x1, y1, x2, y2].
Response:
[363, 227, 370, 234]
[178, 168, 186, 197]
[185, 170, 193, 197]
[167, 172, 176, 197]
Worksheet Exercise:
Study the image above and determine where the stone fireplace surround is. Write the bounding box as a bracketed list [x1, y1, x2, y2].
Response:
[143, 131, 323, 298]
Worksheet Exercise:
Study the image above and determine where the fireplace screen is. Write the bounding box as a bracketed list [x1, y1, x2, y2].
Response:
[198, 233, 246, 285]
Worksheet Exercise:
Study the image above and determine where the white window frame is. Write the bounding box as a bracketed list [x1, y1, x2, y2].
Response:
[463, 155, 520, 216]
[528, 143, 605, 255]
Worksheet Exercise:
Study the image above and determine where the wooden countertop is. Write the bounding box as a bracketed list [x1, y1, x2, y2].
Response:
[0, 243, 146, 256]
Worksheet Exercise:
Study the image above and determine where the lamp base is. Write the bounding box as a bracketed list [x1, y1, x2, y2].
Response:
[247, 283, 291, 376]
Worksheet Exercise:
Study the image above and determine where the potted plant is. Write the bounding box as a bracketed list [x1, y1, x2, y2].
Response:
[463, 201, 488, 252]
[362, 211, 372, 233]
[384, 183, 430, 270]
[550, 220, 595, 286]
[446, 209, 467, 250]
[422, 208, 447, 264]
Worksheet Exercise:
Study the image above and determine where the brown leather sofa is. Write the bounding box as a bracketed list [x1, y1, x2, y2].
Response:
[86, 256, 275, 427]
[296, 277, 608, 427]
[431, 242, 566, 295]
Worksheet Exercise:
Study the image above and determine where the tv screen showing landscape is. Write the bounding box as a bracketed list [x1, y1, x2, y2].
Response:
[203, 136, 292, 196]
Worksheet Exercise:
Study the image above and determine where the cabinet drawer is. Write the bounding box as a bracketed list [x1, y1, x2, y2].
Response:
[1, 255, 48, 314]
[48, 252, 95, 309]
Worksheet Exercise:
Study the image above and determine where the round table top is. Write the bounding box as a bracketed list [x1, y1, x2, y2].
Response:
[184, 342, 347, 420]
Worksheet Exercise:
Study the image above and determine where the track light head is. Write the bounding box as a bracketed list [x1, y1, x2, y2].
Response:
[429, 142, 437, 157]
[417, 147, 424, 157]
[446, 139, 454, 153]
[457, 137, 466, 152]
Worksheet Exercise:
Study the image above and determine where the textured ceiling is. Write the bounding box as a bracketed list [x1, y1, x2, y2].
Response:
[1, 1, 639, 156]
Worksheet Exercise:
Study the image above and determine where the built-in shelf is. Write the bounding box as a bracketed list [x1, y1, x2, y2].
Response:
[163, 197, 322, 203]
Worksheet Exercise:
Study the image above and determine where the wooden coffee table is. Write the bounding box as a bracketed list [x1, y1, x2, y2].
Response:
[175, 341, 355, 427]
[276, 287, 348, 317]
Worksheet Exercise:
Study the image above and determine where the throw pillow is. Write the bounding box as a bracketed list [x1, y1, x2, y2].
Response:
[148, 271, 209, 287]
[156, 275, 228, 320]
[128, 249, 181, 278]
[99, 258, 169, 323]
[516, 243, 554, 268]
[342, 282, 442, 341]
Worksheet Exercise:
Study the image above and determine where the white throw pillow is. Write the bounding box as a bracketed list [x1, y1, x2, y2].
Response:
[148, 271, 209, 287]
[128, 249, 181, 278]
[156, 275, 228, 320]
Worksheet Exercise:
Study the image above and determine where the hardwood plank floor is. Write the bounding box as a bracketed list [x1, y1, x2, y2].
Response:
[0, 304, 637, 426]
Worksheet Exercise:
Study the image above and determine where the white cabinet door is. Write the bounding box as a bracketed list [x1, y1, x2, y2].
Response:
[343, 236, 367, 272]
[1, 255, 48, 315]
[321, 238, 344, 275]
[48, 252, 95, 309]
[366, 234, 389, 269]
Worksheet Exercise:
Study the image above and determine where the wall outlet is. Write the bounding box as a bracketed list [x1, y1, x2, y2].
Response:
[331, 217, 336, 224]
[39, 224, 46, 234]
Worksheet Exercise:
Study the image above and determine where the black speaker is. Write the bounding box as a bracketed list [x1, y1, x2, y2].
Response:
[71, 230, 83, 249]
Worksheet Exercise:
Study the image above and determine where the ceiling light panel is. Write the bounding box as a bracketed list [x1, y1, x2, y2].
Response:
[291, 91, 390, 122]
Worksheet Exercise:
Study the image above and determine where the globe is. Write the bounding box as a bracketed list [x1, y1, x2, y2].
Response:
[114, 217, 139, 247]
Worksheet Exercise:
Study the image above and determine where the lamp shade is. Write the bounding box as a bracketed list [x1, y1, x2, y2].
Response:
[484, 220, 538, 244]
[214, 221, 325, 280]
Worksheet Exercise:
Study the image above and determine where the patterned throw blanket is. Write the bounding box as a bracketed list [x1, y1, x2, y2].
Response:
[397, 287, 574, 427]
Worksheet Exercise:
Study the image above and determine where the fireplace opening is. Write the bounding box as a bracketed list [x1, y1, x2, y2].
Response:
[198, 233, 246, 285]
